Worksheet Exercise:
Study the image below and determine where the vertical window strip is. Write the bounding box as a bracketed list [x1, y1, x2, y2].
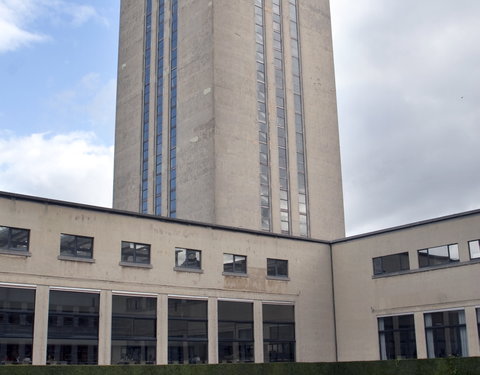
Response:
[255, 0, 271, 231]
[168, 0, 178, 218]
[141, 0, 153, 213]
[155, 0, 166, 216]
[289, 0, 308, 236]
[272, 0, 290, 234]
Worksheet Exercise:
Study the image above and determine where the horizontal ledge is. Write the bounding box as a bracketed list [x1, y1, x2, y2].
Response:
[266, 276, 290, 281]
[174, 267, 204, 274]
[0, 249, 32, 257]
[119, 261, 153, 269]
[58, 255, 95, 263]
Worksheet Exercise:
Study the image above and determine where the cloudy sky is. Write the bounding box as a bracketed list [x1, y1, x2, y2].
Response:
[0, 0, 479, 236]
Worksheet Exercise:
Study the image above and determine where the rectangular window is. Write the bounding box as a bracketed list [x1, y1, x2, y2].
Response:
[168, 298, 208, 364]
[425, 310, 468, 358]
[111, 295, 156, 365]
[468, 240, 480, 260]
[263, 304, 295, 362]
[47, 290, 99, 365]
[121, 241, 151, 265]
[60, 234, 93, 259]
[0, 287, 35, 365]
[218, 301, 254, 363]
[373, 252, 409, 275]
[418, 244, 459, 268]
[223, 254, 247, 274]
[378, 315, 416, 360]
[267, 258, 288, 278]
[175, 248, 201, 270]
[0, 226, 29, 253]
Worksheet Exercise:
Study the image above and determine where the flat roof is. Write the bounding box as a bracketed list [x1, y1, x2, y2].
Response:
[2, 190, 479, 246]
[0, 191, 330, 245]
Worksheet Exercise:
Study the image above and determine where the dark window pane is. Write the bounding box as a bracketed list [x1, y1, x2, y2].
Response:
[378, 315, 416, 360]
[47, 291, 99, 365]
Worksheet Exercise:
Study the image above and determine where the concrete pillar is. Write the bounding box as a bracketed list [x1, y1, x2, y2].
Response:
[465, 307, 480, 357]
[32, 285, 49, 365]
[254, 300, 264, 363]
[414, 312, 427, 359]
[98, 290, 112, 365]
[157, 294, 168, 364]
[208, 297, 218, 364]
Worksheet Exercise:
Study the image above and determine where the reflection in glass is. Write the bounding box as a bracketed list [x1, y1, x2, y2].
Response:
[378, 315, 416, 360]
[60, 234, 93, 259]
[263, 304, 295, 362]
[373, 252, 409, 275]
[168, 299, 208, 364]
[223, 254, 247, 274]
[425, 310, 468, 358]
[47, 291, 99, 365]
[121, 241, 151, 264]
[111, 295, 156, 364]
[218, 301, 254, 363]
[175, 248, 201, 269]
[418, 244, 459, 268]
[267, 258, 288, 277]
[0, 287, 35, 365]
[0, 226, 29, 252]
[468, 240, 480, 259]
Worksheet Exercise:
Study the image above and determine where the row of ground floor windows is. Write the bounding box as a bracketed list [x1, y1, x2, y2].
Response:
[0, 287, 295, 365]
[379, 309, 479, 360]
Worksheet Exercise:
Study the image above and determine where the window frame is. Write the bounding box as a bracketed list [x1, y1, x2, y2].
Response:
[424, 309, 468, 358]
[121, 241, 151, 266]
[267, 258, 288, 279]
[59, 233, 94, 260]
[417, 244, 459, 268]
[0, 225, 30, 254]
[378, 314, 417, 360]
[373, 252, 410, 275]
[223, 253, 247, 275]
[175, 248, 202, 271]
[468, 240, 480, 260]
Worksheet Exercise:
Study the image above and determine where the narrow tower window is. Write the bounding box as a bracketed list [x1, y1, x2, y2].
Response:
[168, 0, 178, 218]
[289, 0, 309, 236]
[155, 0, 166, 215]
[272, 0, 291, 234]
[254, 0, 271, 231]
[140, 0, 153, 213]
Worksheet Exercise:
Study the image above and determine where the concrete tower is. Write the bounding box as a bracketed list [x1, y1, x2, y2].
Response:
[113, 0, 345, 240]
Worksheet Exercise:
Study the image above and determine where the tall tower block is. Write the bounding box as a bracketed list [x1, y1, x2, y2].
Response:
[113, 0, 345, 240]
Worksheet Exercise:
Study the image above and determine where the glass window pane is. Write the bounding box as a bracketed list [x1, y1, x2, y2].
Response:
[223, 254, 234, 273]
[469, 240, 480, 259]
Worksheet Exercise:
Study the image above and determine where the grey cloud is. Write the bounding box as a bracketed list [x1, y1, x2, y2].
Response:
[331, 0, 480, 235]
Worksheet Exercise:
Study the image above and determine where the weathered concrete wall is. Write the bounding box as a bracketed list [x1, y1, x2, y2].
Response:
[332, 214, 480, 361]
[0, 193, 336, 364]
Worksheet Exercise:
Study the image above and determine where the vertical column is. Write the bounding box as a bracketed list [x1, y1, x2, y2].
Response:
[98, 290, 112, 365]
[208, 297, 218, 364]
[414, 312, 427, 359]
[157, 294, 168, 364]
[32, 286, 49, 365]
[254, 300, 264, 363]
[466, 307, 480, 357]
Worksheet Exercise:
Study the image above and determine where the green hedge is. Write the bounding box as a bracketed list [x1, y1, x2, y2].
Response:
[1, 358, 480, 375]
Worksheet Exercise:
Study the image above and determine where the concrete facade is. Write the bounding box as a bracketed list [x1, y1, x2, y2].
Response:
[1, 191, 479, 364]
[113, 0, 345, 240]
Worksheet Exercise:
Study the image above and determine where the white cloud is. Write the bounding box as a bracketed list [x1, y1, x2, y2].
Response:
[0, 0, 106, 53]
[0, 0, 48, 52]
[0, 132, 113, 207]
